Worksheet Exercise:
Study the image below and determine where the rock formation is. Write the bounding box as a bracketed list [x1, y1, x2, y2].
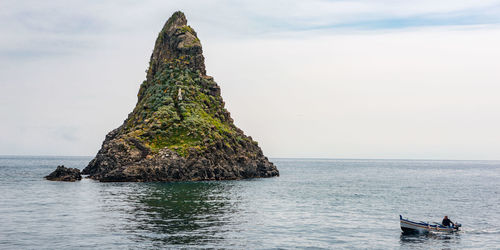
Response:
[45, 165, 82, 182]
[81, 11, 279, 182]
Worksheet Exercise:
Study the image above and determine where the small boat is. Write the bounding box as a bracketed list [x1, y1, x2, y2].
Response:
[400, 215, 461, 234]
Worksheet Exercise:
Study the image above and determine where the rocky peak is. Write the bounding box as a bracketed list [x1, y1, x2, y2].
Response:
[147, 11, 205, 82]
[81, 11, 279, 182]
[164, 11, 187, 32]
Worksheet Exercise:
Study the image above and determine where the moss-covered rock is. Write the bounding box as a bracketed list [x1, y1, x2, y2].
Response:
[82, 11, 279, 182]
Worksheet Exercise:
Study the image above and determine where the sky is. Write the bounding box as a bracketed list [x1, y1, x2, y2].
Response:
[1, 0, 500, 160]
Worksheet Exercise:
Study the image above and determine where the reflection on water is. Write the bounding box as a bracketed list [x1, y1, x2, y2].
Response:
[400, 232, 461, 249]
[123, 182, 240, 246]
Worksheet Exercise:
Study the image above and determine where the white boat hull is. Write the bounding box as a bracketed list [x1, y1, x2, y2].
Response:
[400, 215, 460, 234]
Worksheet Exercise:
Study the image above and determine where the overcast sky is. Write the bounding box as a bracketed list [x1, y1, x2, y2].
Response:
[1, 0, 500, 159]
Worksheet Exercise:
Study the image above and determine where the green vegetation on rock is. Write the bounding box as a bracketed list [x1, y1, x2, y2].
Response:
[123, 54, 245, 157]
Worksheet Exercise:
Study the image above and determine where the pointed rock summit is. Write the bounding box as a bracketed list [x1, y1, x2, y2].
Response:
[82, 11, 279, 182]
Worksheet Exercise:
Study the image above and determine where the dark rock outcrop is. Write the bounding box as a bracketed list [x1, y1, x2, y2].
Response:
[45, 165, 82, 182]
[82, 11, 279, 182]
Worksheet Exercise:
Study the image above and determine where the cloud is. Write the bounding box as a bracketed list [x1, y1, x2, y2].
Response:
[205, 27, 500, 160]
[2, 0, 500, 60]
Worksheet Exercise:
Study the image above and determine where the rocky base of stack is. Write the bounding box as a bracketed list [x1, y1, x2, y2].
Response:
[82, 128, 278, 182]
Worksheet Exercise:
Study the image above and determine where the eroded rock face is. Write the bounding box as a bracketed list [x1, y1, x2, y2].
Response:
[45, 165, 82, 182]
[82, 11, 279, 182]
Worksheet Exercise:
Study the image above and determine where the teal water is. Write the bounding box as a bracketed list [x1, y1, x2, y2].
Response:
[1, 156, 499, 249]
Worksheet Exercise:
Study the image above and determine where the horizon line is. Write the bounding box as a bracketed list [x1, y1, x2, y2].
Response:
[0, 154, 498, 162]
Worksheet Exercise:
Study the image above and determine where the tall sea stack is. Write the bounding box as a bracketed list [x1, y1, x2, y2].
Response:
[82, 11, 279, 182]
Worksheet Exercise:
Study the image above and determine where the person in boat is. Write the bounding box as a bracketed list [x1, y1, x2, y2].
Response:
[442, 216, 454, 227]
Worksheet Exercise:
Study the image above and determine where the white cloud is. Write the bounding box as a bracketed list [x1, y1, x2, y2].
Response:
[206, 27, 500, 160]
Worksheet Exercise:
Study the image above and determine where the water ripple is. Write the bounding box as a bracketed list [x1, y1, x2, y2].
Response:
[0, 157, 499, 249]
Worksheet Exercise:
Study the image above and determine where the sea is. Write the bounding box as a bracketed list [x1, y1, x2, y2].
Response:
[0, 156, 499, 249]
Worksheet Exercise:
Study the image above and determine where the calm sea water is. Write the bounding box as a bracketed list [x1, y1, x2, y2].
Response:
[0, 156, 499, 249]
